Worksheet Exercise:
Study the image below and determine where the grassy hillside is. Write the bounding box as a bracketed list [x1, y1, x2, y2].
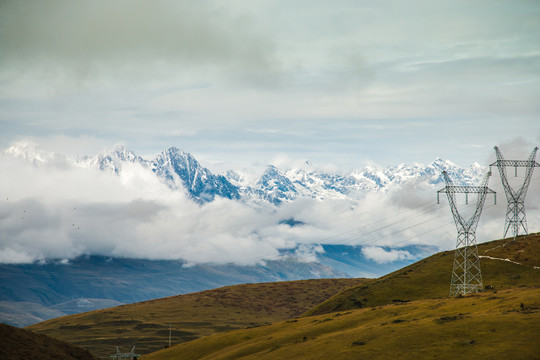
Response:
[29, 278, 365, 358]
[306, 233, 540, 316]
[144, 287, 540, 360]
[28, 233, 540, 359]
[0, 322, 97, 360]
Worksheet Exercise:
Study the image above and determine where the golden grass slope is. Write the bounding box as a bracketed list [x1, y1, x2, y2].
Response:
[144, 287, 540, 360]
[306, 233, 540, 316]
[143, 233, 540, 360]
[28, 278, 365, 358]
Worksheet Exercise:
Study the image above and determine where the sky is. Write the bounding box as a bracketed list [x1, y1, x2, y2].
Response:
[0, 0, 539, 170]
[1, 1, 540, 266]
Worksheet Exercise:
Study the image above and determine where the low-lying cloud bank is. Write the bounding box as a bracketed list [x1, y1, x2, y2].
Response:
[1, 141, 538, 265]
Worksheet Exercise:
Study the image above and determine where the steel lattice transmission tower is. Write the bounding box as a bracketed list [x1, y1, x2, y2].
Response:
[437, 171, 496, 297]
[490, 146, 539, 240]
[111, 346, 141, 359]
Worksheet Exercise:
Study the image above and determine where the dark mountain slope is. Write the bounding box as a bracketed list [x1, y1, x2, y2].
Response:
[0, 322, 97, 360]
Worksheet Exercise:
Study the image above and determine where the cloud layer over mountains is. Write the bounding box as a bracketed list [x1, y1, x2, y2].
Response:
[2, 140, 538, 266]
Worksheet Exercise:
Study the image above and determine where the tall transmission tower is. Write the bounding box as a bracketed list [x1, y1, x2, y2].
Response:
[490, 146, 539, 240]
[437, 171, 496, 297]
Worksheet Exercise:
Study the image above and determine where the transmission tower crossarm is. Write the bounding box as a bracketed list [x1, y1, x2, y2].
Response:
[490, 146, 540, 168]
[437, 171, 495, 230]
[438, 185, 496, 193]
[490, 159, 540, 167]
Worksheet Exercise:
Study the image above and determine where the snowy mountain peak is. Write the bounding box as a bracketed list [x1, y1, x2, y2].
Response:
[152, 147, 239, 203]
[156, 147, 200, 170]
[430, 157, 457, 169]
[257, 165, 297, 203]
[3, 142, 488, 206]
[79, 146, 145, 174]
[111, 146, 139, 162]
[162, 146, 187, 157]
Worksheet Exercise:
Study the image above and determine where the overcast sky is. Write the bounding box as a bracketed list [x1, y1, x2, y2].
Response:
[1, 0, 539, 170]
[1, 1, 540, 266]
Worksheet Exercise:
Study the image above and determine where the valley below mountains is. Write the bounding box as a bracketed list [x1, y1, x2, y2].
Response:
[0, 255, 344, 327]
[0, 243, 434, 327]
[27, 233, 540, 359]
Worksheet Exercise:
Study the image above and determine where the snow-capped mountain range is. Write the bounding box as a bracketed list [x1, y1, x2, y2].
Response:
[5, 143, 487, 205]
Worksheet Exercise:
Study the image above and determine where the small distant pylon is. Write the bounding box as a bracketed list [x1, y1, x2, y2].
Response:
[490, 146, 539, 240]
[437, 171, 496, 297]
[111, 345, 141, 359]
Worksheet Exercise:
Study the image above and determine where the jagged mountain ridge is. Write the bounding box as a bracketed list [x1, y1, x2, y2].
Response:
[5, 143, 487, 204]
[229, 158, 486, 204]
[152, 147, 240, 202]
[79, 146, 145, 173]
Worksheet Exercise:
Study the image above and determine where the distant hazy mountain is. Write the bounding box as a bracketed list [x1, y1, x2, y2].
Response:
[0, 242, 436, 327]
[0, 255, 346, 326]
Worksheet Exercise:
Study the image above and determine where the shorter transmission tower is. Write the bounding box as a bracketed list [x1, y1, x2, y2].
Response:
[110, 345, 141, 359]
[437, 171, 496, 296]
[490, 146, 539, 240]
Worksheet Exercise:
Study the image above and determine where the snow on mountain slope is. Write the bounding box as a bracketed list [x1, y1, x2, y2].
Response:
[151, 147, 240, 202]
[79, 146, 148, 173]
[226, 158, 486, 205]
[4, 143, 487, 205]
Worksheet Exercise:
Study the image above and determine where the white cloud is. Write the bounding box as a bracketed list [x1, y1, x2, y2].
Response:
[294, 244, 325, 263]
[1, 136, 539, 265]
[361, 246, 414, 264]
[0, 247, 37, 264]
